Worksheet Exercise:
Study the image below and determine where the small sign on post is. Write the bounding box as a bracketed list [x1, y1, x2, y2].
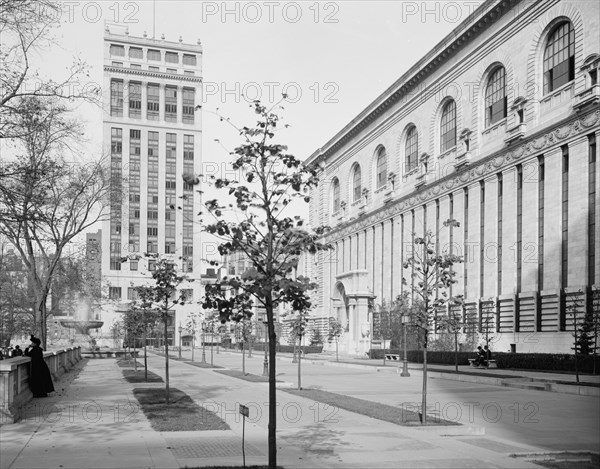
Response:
[239, 404, 249, 468]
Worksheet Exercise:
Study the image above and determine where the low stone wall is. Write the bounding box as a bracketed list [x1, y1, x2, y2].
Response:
[0, 347, 82, 423]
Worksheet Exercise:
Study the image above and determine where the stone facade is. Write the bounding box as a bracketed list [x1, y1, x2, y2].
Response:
[305, 0, 600, 355]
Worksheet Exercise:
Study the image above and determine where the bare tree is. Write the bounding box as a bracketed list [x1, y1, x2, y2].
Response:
[0, 97, 109, 348]
[1, 0, 99, 139]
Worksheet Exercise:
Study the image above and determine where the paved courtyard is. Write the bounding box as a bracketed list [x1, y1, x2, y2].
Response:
[0, 349, 597, 469]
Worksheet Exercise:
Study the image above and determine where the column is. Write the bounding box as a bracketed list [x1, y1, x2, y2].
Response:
[502, 166, 518, 295]
[366, 226, 374, 294]
[357, 230, 366, 270]
[567, 136, 589, 288]
[543, 146, 562, 291]
[382, 218, 392, 303]
[392, 217, 403, 299]
[466, 182, 481, 300]
[483, 175, 498, 298]
[595, 130, 600, 286]
[520, 158, 539, 292]
[452, 189, 465, 296]
[373, 223, 383, 305]
[123, 79, 130, 118]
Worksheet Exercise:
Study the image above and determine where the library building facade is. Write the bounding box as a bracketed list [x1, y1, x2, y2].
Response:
[306, 0, 600, 355]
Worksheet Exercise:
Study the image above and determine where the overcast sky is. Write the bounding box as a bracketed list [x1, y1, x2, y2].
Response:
[31, 1, 484, 256]
[42, 0, 484, 163]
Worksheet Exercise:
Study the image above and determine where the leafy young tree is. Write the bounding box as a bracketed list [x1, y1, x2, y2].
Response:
[403, 219, 462, 424]
[0, 97, 109, 348]
[127, 287, 161, 380]
[184, 310, 203, 362]
[310, 327, 324, 346]
[327, 317, 343, 362]
[199, 100, 329, 468]
[374, 295, 408, 365]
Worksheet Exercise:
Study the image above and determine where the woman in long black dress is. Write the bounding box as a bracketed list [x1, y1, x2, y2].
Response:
[24, 336, 55, 398]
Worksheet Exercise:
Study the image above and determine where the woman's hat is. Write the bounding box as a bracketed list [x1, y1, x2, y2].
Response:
[30, 335, 41, 345]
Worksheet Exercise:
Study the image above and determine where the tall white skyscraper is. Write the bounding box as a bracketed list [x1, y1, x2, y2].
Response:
[100, 26, 203, 346]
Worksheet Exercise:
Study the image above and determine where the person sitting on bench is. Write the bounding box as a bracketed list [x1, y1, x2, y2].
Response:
[474, 346, 487, 367]
[484, 345, 492, 362]
[472, 346, 483, 366]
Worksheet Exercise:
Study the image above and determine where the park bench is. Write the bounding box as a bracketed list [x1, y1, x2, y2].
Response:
[468, 358, 497, 369]
[385, 354, 400, 361]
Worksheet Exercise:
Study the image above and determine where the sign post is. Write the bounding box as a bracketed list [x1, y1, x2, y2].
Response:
[239, 404, 249, 468]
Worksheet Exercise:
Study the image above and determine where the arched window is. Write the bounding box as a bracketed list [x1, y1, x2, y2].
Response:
[405, 126, 418, 172]
[485, 67, 507, 126]
[376, 147, 387, 189]
[332, 178, 340, 212]
[440, 100, 457, 152]
[543, 21, 575, 94]
[352, 165, 362, 202]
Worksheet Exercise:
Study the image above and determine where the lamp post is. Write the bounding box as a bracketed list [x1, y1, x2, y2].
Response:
[401, 313, 410, 377]
[262, 321, 269, 377]
[191, 324, 195, 362]
[201, 321, 207, 364]
[178, 324, 183, 359]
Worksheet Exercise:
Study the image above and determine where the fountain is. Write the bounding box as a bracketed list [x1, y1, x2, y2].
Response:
[48, 295, 104, 351]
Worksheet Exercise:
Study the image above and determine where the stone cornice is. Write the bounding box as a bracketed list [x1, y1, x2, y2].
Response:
[305, 0, 524, 166]
[104, 66, 202, 84]
[105, 32, 203, 54]
[323, 108, 600, 242]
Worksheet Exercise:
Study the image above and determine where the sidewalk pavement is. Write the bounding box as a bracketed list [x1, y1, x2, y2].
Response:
[0, 351, 585, 469]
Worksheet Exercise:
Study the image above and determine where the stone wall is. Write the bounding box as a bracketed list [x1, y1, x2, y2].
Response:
[0, 347, 82, 424]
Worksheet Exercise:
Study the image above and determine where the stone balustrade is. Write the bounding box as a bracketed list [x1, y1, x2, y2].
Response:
[0, 347, 82, 423]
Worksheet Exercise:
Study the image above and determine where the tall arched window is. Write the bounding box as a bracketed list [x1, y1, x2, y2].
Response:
[440, 100, 457, 152]
[543, 21, 575, 94]
[352, 165, 362, 202]
[332, 178, 340, 212]
[405, 126, 418, 172]
[485, 67, 507, 126]
[376, 147, 387, 189]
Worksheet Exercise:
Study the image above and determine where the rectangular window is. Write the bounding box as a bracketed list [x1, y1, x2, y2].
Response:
[129, 128, 141, 156]
[109, 287, 122, 300]
[166, 180, 176, 190]
[165, 51, 179, 63]
[148, 176, 158, 188]
[127, 287, 139, 301]
[148, 210, 159, 220]
[147, 49, 161, 61]
[165, 242, 176, 253]
[183, 182, 193, 192]
[165, 225, 176, 238]
[147, 241, 157, 253]
[184, 70, 195, 76]
[111, 61, 123, 67]
[463, 187, 469, 297]
[183, 54, 197, 66]
[147, 84, 160, 120]
[165, 209, 175, 221]
[111, 128, 122, 155]
[166, 161, 176, 174]
[183, 224, 193, 239]
[148, 131, 158, 157]
[128, 47, 143, 59]
[165, 86, 177, 122]
[182, 88, 195, 123]
[182, 245, 193, 256]
[166, 133, 176, 159]
[110, 79, 123, 117]
[148, 260, 156, 271]
[128, 82, 142, 118]
[183, 135, 194, 160]
[110, 44, 125, 56]
[129, 193, 140, 203]
[130, 64, 141, 70]
[130, 259, 138, 271]
[167, 68, 177, 74]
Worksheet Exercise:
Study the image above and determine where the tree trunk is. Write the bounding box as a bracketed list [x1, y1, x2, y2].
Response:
[164, 313, 170, 404]
[422, 345, 428, 425]
[297, 336, 302, 390]
[242, 340, 245, 375]
[266, 299, 277, 469]
[454, 331, 458, 373]
[144, 329, 148, 382]
[133, 336, 138, 372]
